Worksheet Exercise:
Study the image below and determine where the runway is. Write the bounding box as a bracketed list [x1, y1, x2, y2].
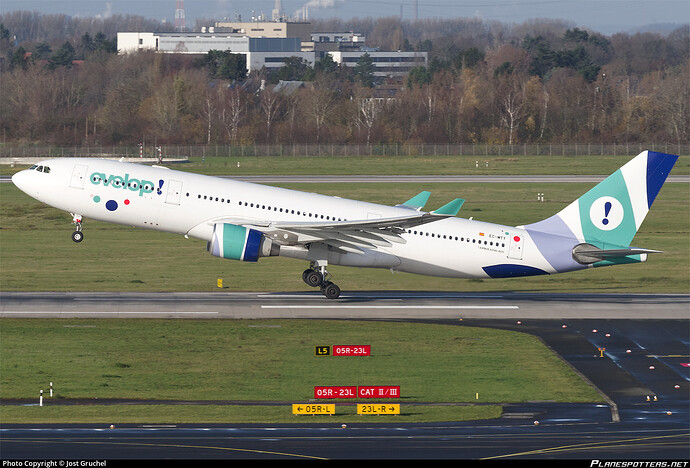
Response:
[1, 291, 688, 460]
[2, 416, 688, 460]
[1, 291, 688, 319]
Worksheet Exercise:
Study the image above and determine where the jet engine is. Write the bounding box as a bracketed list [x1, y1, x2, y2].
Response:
[207, 223, 279, 262]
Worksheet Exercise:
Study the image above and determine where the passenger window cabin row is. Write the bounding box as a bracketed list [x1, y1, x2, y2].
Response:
[187, 191, 347, 222]
[185, 191, 505, 248]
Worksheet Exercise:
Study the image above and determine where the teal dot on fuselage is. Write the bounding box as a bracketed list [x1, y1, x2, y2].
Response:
[93, 196, 101, 203]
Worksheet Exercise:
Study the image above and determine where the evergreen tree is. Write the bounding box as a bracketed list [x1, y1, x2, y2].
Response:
[48, 41, 75, 69]
[314, 53, 338, 76]
[407, 65, 432, 88]
[354, 53, 375, 87]
[195, 50, 247, 81]
[275, 56, 313, 82]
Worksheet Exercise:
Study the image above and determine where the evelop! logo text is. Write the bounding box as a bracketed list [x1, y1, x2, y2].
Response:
[89, 172, 158, 196]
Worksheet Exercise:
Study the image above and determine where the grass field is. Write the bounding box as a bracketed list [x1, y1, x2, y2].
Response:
[176, 154, 690, 176]
[0, 319, 600, 423]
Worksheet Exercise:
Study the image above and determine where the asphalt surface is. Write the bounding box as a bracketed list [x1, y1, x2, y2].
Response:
[1, 292, 688, 460]
[1, 291, 688, 319]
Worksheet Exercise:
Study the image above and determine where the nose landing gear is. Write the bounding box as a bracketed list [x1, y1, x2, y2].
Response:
[71, 213, 84, 243]
[302, 263, 341, 299]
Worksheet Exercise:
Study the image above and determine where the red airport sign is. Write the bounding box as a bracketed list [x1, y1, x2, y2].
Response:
[333, 345, 371, 356]
[314, 386, 357, 399]
[358, 386, 400, 398]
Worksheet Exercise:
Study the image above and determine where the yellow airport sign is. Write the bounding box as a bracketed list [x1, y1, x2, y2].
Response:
[292, 404, 335, 415]
[357, 404, 400, 415]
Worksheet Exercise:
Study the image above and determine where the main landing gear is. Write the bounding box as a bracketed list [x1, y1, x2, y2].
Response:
[71, 213, 84, 243]
[302, 263, 341, 299]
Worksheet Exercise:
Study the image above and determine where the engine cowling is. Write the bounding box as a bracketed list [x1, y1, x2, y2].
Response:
[208, 223, 278, 262]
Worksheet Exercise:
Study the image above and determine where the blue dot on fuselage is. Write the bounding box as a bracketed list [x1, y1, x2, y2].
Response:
[106, 200, 118, 211]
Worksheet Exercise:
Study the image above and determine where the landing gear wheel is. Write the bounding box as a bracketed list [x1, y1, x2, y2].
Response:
[302, 269, 313, 284]
[321, 281, 341, 299]
[71, 213, 84, 243]
[303, 269, 323, 287]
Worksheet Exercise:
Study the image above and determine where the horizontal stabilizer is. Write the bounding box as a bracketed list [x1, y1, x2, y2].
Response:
[431, 198, 465, 216]
[572, 243, 661, 265]
[397, 191, 431, 211]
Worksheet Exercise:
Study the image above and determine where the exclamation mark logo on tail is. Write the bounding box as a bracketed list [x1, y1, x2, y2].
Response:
[589, 196, 624, 231]
[602, 201, 612, 225]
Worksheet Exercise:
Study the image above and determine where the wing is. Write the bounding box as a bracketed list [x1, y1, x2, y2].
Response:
[212, 198, 464, 254]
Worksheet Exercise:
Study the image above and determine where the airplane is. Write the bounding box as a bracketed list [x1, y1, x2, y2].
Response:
[11, 150, 678, 299]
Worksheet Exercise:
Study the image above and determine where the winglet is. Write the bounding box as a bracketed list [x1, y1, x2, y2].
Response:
[397, 191, 431, 211]
[431, 198, 465, 216]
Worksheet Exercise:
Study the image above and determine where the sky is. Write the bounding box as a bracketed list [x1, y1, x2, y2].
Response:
[1, 0, 688, 35]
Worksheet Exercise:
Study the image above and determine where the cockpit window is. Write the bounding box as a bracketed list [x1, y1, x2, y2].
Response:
[30, 165, 51, 173]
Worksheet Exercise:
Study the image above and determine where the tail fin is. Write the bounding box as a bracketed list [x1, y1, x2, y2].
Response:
[526, 150, 678, 249]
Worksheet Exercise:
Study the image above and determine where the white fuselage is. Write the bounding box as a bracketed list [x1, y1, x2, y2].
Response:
[12, 158, 569, 279]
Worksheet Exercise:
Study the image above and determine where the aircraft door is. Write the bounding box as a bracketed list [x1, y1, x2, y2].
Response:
[165, 179, 183, 205]
[69, 164, 88, 189]
[507, 233, 524, 260]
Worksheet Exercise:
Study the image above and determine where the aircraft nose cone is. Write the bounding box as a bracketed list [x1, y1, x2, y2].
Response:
[11, 170, 33, 195]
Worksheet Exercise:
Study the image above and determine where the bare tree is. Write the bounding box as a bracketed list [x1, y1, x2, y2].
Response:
[353, 88, 384, 145]
[539, 87, 549, 140]
[199, 88, 217, 144]
[496, 75, 527, 145]
[221, 87, 246, 143]
[151, 79, 178, 137]
[455, 68, 483, 143]
[306, 84, 336, 144]
[654, 69, 689, 146]
[424, 84, 438, 125]
[259, 88, 281, 143]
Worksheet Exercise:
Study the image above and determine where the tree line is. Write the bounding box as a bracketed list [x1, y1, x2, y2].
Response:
[0, 12, 687, 147]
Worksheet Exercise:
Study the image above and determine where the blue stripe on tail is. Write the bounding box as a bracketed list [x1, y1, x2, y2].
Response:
[646, 151, 678, 209]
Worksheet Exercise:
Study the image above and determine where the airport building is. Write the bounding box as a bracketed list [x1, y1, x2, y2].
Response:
[305, 32, 367, 55]
[117, 31, 314, 72]
[329, 51, 428, 77]
[213, 21, 313, 42]
[116, 22, 427, 77]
